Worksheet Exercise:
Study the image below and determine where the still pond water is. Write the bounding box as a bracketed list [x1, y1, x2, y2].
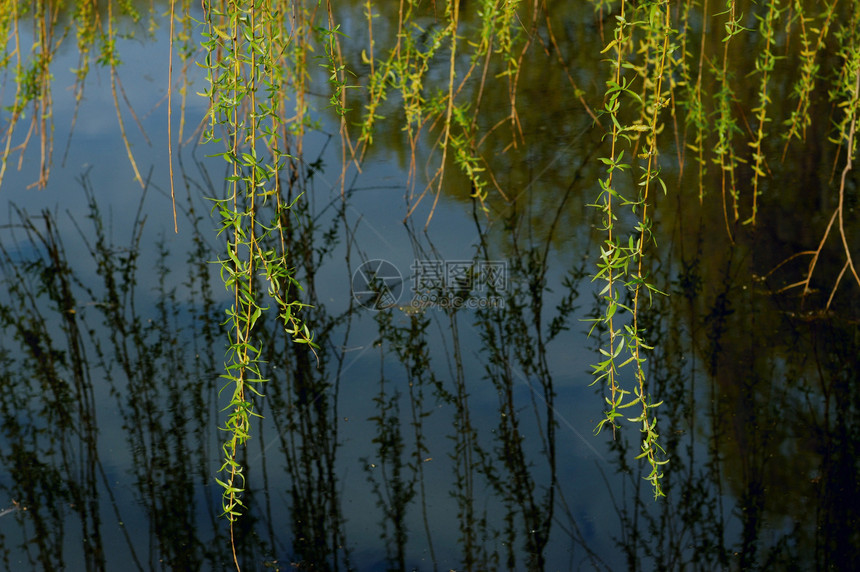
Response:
[1, 4, 859, 571]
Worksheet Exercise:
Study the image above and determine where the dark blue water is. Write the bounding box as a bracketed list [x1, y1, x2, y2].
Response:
[1, 6, 858, 572]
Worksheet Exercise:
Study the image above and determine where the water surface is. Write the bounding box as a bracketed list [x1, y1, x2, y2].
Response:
[0, 3, 859, 571]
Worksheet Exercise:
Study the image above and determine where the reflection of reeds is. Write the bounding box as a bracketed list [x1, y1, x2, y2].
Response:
[471, 247, 560, 570]
[600, 195, 860, 569]
[367, 302, 436, 569]
[0, 202, 114, 569]
[244, 156, 354, 569]
[0, 172, 244, 569]
[341, 212, 594, 569]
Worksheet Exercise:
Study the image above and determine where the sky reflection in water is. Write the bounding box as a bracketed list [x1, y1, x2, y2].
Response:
[0, 7, 859, 572]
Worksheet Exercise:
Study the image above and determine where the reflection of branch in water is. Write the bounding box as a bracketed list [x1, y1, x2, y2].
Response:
[253, 165, 354, 569]
[0, 202, 137, 570]
[517, 369, 608, 464]
[398, 201, 594, 567]
[0, 501, 23, 518]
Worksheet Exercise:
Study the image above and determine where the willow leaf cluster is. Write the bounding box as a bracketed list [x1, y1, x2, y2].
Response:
[198, 0, 317, 561]
[590, 0, 669, 499]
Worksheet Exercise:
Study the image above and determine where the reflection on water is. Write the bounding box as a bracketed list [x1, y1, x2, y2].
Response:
[1, 2, 859, 571]
[0, 148, 857, 570]
[0, 176, 226, 570]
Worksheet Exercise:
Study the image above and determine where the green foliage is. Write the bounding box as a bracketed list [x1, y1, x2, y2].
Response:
[782, 0, 838, 157]
[4, 0, 860, 535]
[745, 0, 786, 226]
[589, 1, 670, 499]
[356, 0, 530, 220]
[198, 0, 318, 554]
[316, 24, 354, 117]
